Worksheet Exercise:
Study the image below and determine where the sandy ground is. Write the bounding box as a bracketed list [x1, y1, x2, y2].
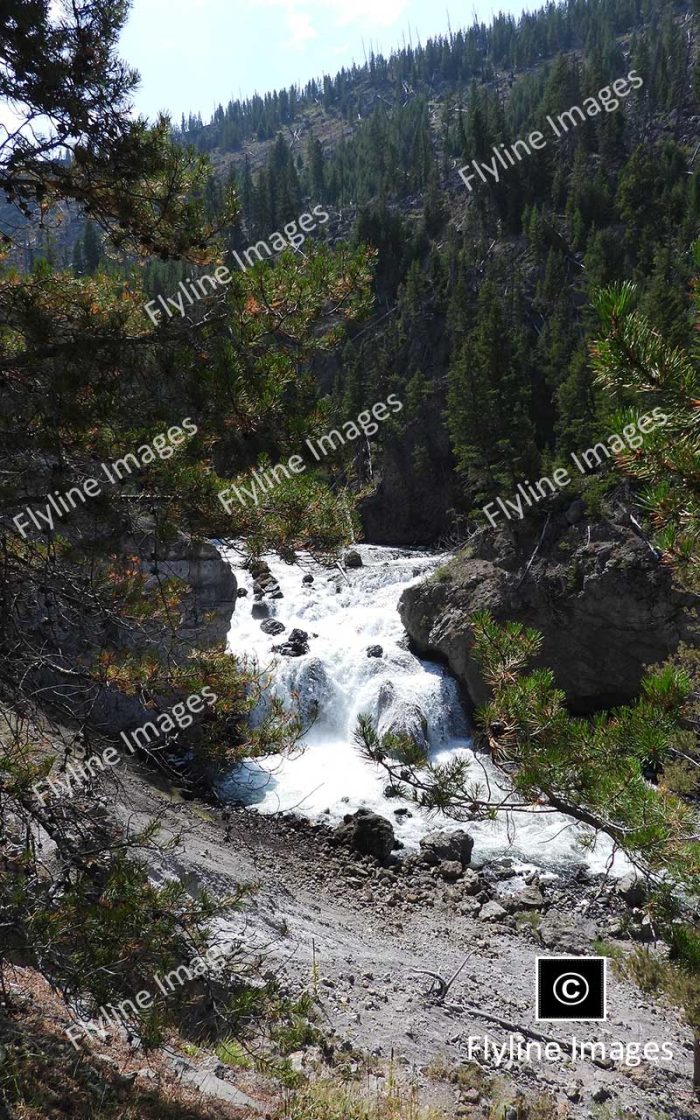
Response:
[114, 762, 699, 1120]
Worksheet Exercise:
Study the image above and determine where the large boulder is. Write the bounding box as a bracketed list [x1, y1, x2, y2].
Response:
[335, 809, 395, 862]
[399, 510, 699, 712]
[287, 658, 333, 721]
[136, 528, 237, 648]
[419, 830, 474, 868]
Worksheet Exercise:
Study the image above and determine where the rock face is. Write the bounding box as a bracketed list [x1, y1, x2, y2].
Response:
[335, 809, 396, 862]
[399, 512, 699, 712]
[479, 900, 507, 922]
[23, 518, 237, 734]
[136, 528, 237, 649]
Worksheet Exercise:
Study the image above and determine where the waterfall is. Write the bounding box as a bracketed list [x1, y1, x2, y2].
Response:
[219, 544, 624, 873]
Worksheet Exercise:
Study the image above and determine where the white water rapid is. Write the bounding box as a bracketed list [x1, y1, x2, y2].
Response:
[220, 544, 624, 874]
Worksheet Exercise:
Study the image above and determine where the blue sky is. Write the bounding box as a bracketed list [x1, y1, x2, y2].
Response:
[119, 0, 540, 124]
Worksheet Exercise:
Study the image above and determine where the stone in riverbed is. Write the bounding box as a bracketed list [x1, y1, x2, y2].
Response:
[507, 884, 545, 911]
[419, 830, 474, 869]
[273, 628, 309, 657]
[260, 619, 285, 635]
[344, 549, 363, 569]
[367, 645, 383, 658]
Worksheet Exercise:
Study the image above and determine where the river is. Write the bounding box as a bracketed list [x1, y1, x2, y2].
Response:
[220, 543, 624, 875]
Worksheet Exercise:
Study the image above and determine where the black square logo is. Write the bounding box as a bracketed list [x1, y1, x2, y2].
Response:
[536, 956, 607, 1021]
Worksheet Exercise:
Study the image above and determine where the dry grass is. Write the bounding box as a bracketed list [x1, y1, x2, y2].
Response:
[278, 1078, 446, 1120]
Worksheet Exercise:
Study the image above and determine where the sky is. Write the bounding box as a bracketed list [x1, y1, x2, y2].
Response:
[119, 0, 539, 124]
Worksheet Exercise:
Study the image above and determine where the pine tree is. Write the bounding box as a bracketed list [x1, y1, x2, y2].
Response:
[446, 281, 539, 502]
[82, 220, 102, 274]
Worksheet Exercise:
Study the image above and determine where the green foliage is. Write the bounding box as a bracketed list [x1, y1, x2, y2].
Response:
[446, 281, 539, 502]
[0, 0, 372, 1061]
[590, 268, 700, 586]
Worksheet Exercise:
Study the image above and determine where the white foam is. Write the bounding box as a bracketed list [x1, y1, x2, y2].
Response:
[218, 544, 628, 875]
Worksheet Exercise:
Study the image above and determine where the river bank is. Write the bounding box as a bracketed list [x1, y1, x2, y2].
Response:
[106, 759, 696, 1118]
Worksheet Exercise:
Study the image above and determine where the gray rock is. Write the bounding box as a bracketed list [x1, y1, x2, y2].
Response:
[438, 860, 464, 882]
[273, 628, 310, 657]
[565, 499, 586, 525]
[251, 601, 270, 619]
[344, 549, 363, 569]
[179, 1068, 265, 1111]
[487, 859, 517, 880]
[367, 645, 383, 658]
[508, 884, 545, 911]
[302, 573, 314, 584]
[260, 619, 285, 635]
[335, 809, 396, 862]
[23, 522, 237, 735]
[539, 912, 597, 954]
[377, 695, 429, 752]
[419, 830, 474, 868]
[617, 871, 646, 908]
[399, 518, 700, 712]
[479, 900, 507, 922]
[461, 869, 484, 896]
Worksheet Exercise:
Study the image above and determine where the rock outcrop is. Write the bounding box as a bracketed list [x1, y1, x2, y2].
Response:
[21, 516, 237, 734]
[134, 525, 237, 650]
[399, 510, 699, 712]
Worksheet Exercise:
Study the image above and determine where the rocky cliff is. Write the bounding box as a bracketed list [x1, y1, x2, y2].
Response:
[14, 514, 237, 733]
[399, 505, 700, 713]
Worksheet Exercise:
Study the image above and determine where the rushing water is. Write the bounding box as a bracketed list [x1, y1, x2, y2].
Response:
[220, 544, 624, 874]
